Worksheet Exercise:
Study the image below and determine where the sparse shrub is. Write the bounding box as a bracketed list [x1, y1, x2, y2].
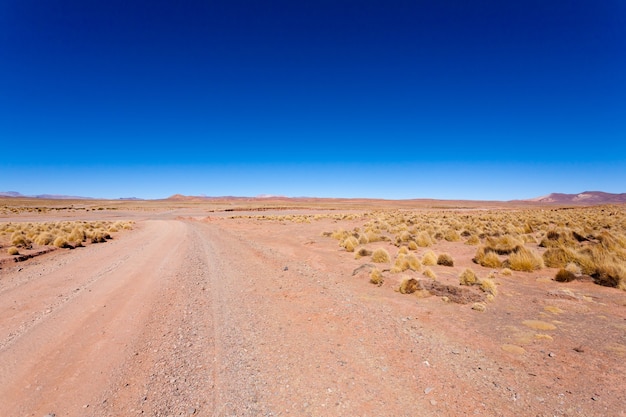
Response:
[342, 236, 359, 252]
[472, 302, 486, 312]
[555, 269, 576, 282]
[444, 229, 461, 242]
[507, 246, 544, 272]
[593, 262, 626, 289]
[371, 248, 391, 263]
[474, 246, 502, 268]
[480, 278, 497, 296]
[406, 254, 421, 271]
[370, 268, 384, 286]
[366, 231, 383, 242]
[437, 253, 454, 267]
[34, 232, 55, 246]
[358, 234, 369, 244]
[543, 247, 578, 268]
[398, 246, 409, 255]
[501, 268, 512, 276]
[355, 247, 373, 259]
[465, 235, 480, 245]
[331, 229, 349, 241]
[421, 250, 437, 266]
[53, 236, 70, 248]
[391, 254, 408, 273]
[423, 267, 437, 279]
[399, 277, 420, 294]
[398, 231, 412, 242]
[485, 235, 523, 255]
[459, 268, 478, 286]
[565, 262, 581, 275]
[11, 232, 31, 248]
[415, 231, 433, 247]
[7, 246, 19, 255]
[408, 240, 418, 250]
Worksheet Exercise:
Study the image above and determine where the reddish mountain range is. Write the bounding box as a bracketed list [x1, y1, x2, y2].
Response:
[526, 191, 626, 204]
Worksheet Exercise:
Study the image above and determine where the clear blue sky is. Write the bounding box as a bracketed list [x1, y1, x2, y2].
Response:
[1, 1, 625, 200]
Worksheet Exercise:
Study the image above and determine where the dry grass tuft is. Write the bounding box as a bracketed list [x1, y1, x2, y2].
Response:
[34, 232, 55, 246]
[53, 236, 70, 248]
[399, 277, 420, 294]
[437, 253, 454, 267]
[472, 302, 487, 312]
[465, 235, 480, 245]
[423, 267, 437, 279]
[11, 232, 31, 248]
[7, 246, 19, 255]
[459, 268, 478, 286]
[370, 268, 384, 286]
[543, 247, 579, 268]
[421, 250, 437, 266]
[555, 269, 577, 282]
[341, 236, 359, 252]
[593, 262, 626, 289]
[474, 246, 502, 268]
[371, 248, 391, 263]
[415, 231, 433, 247]
[485, 235, 523, 255]
[355, 247, 373, 259]
[507, 246, 544, 272]
[480, 278, 498, 296]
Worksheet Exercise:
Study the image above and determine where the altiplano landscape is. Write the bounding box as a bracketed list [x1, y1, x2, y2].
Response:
[0, 195, 625, 417]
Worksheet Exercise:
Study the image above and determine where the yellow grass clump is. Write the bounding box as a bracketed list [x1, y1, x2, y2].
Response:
[507, 246, 544, 272]
[370, 268, 384, 286]
[341, 236, 359, 252]
[415, 231, 433, 247]
[459, 268, 478, 286]
[371, 248, 391, 263]
[474, 246, 502, 268]
[480, 278, 498, 296]
[437, 253, 454, 267]
[7, 246, 19, 255]
[555, 268, 576, 282]
[399, 277, 420, 294]
[421, 250, 437, 266]
[423, 267, 437, 279]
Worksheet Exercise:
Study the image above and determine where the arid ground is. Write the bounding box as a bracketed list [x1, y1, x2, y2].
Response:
[0, 198, 625, 417]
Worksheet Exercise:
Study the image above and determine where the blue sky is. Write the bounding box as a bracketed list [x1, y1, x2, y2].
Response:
[1, 0, 625, 200]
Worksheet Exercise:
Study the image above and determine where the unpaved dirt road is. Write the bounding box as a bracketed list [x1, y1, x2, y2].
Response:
[1, 215, 625, 416]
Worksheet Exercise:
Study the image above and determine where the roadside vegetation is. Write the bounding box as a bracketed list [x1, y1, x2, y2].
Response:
[1, 220, 133, 254]
[315, 206, 626, 291]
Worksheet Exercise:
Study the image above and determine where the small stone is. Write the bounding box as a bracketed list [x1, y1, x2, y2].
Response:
[188, 407, 196, 415]
[430, 399, 437, 406]
[283, 266, 288, 271]
[424, 387, 434, 394]
[592, 396, 599, 401]
[548, 352, 555, 357]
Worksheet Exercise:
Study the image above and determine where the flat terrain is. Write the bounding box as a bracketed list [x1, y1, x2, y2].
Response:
[0, 199, 625, 416]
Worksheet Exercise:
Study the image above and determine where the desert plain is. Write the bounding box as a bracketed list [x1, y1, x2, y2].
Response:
[0, 196, 625, 417]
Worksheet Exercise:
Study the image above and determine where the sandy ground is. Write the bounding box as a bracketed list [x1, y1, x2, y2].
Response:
[0, 207, 625, 416]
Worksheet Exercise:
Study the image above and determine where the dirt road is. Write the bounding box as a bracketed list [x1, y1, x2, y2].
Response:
[1, 217, 624, 416]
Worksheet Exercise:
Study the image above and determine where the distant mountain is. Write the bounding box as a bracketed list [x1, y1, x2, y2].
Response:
[0, 191, 24, 197]
[0, 191, 93, 200]
[527, 191, 626, 204]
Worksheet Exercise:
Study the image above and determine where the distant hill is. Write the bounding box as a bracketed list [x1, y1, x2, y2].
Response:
[526, 191, 626, 204]
[0, 191, 93, 200]
[0, 191, 23, 198]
